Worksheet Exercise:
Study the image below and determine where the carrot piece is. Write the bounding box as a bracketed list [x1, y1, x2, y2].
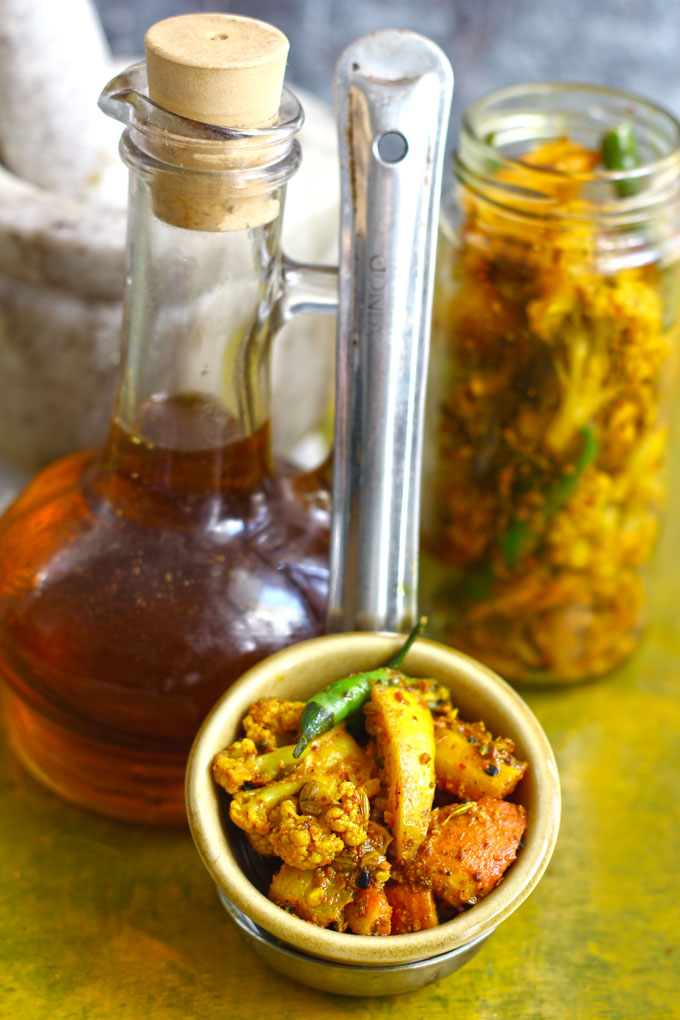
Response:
[345, 886, 392, 936]
[384, 883, 439, 934]
[402, 796, 526, 908]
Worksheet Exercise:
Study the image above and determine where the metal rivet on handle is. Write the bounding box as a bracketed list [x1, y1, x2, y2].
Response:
[376, 131, 409, 163]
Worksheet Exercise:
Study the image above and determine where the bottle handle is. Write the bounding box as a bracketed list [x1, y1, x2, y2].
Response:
[274, 258, 338, 324]
[326, 31, 453, 634]
[266, 257, 337, 471]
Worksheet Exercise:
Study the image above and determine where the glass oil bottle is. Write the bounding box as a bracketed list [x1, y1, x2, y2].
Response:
[0, 14, 335, 822]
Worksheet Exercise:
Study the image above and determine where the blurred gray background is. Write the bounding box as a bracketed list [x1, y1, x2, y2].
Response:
[94, 0, 680, 143]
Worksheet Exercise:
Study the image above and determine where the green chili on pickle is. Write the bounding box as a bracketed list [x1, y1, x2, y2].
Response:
[292, 616, 427, 759]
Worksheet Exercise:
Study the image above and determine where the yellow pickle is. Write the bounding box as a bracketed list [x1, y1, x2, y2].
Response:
[421, 84, 680, 683]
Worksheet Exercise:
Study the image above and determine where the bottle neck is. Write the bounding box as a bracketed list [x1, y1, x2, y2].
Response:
[106, 168, 285, 492]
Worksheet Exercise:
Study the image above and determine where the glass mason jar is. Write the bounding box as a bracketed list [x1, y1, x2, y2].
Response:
[421, 83, 680, 684]
[0, 62, 335, 822]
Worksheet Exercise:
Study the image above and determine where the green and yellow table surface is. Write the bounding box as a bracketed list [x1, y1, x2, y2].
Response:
[2, 539, 679, 1019]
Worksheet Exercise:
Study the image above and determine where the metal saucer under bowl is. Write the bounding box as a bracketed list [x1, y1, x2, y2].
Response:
[217, 888, 492, 997]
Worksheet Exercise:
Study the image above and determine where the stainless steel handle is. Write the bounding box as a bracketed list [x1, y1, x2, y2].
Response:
[327, 30, 453, 634]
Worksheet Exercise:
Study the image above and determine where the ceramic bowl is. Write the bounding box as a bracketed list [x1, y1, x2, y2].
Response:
[186, 632, 560, 993]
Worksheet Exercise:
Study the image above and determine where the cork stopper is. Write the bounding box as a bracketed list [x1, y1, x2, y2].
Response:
[144, 13, 289, 128]
[142, 13, 290, 230]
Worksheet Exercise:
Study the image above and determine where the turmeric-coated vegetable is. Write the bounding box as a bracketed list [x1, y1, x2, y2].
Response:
[434, 713, 527, 801]
[330, 820, 393, 887]
[213, 720, 377, 796]
[269, 864, 354, 930]
[242, 697, 305, 753]
[212, 740, 299, 795]
[212, 651, 529, 935]
[365, 684, 436, 863]
[384, 883, 439, 934]
[401, 797, 526, 908]
[423, 127, 680, 682]
[345, 887, 392, 936]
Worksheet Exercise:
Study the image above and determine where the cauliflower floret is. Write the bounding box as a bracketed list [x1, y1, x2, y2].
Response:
[540, 317, 615, 454]
[242, 697, 305, 752]
[546, 468, 619, 573]
[546, 458, 660, 578]
[269, 800, 345, 869]
[229, 778, 306, 835]
[214, 721, 379, 799]
[227, 727, 381, 874]
[212, 741, 299, 795]
[230, 772, 373, 869]
[244, 829, 278, 857]
[299, 776, 372, 846]
[325, 781, 370, 847]
[264, 776, 371, 867]
[212, 738, 259, 795]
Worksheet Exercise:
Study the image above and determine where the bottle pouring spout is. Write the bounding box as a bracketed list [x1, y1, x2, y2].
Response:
[98, 62, 305, 170]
